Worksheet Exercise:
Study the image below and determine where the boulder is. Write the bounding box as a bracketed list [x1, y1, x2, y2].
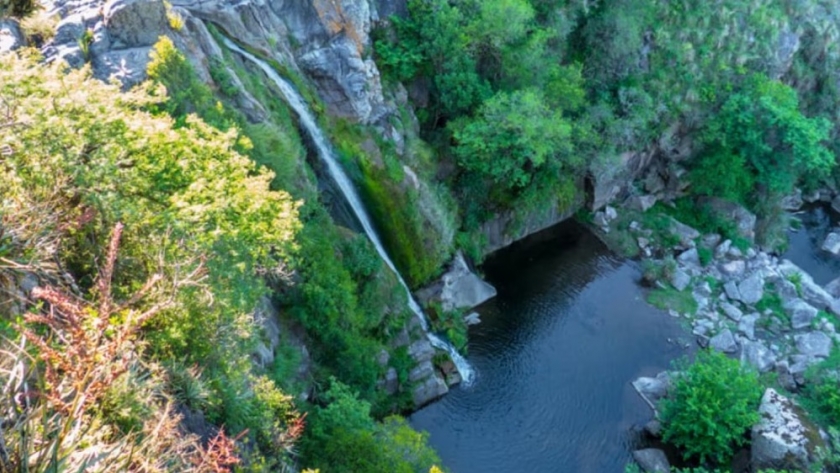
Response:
[628, 194, 658, 212]
[738, 313, 760, 340]
[821, 232, 840, 255]
[463, 312, 481, 326]
[0, 19, 24, 53]
[720, 301, 744, 322]
[670, 268, 691, 292]
[668, 217, 700, 248]
[801, 278, 835, 312]
[632, 449, 671, 473]
[412, 370, 448, 407]
[699, 197, 756, 241]
[719, 259, 746, 278]
[784, 299, 818, 330]
[795, 331, 832, 359]
[825, 276, 840, 298]
[740, 339, 776, 372]
[710, 329, 738, 354]
[408, 339, 435, 363]
[104, 0, 169, 48]
[632, 372, 671, 407]
[415, 252, 497, 312]
[752, 389, 822, 471]
[724, 280, 742, 302]
[737, 272, 764, 305]
[92, 47, 153, 88]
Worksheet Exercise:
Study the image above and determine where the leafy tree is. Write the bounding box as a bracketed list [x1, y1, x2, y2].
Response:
[660, 350, 762, 465]
[450, 88, 574, 190]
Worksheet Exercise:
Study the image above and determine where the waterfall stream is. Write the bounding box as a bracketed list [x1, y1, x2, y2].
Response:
[223, 39, 475, 385]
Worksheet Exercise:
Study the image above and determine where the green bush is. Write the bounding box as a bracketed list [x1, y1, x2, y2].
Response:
[661, 350, 762, 465]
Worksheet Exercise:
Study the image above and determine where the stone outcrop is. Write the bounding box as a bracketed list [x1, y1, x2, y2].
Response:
[416, 252, 497, 312]
[751, 389, 823, 472]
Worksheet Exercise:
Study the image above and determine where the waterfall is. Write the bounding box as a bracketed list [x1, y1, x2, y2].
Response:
[223, 39, 475, 386]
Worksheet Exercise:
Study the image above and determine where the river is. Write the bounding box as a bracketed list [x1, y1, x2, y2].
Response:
[410, 221, 689, 472]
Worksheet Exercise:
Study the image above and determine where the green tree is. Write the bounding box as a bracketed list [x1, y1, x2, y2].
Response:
[660, 350, 762, 465]
[450, 88, 574, 190]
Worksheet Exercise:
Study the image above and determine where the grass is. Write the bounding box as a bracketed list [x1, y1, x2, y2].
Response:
[647, 287, 698, 315]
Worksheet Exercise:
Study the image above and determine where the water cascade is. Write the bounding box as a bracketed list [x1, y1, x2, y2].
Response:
[224, 39, 475, 385]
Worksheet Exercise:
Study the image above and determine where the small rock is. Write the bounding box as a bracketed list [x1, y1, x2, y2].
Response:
[795, 332, 832, 359]
[670, 269, 691, 292]
[737, 272, 764, 305]
[632, 372, 671, 405]
[677, 248, 701, 267]
[784, 299, 818, 330]
[637, 237, 650, 250]
[821, 232, 840, 255]
[701, 233, 722, 249]
[778, 280, 799, 305]
[720, 301, 744, 321]
[752, 388, 822, 471]
[775, 361, 797, 391]
[644, 419, 663, 437]
[668, 218, 700, 248]
[710, 329, 738, 354]
[632, 449, 671, 473]
[594, 211, 609, 227]
[824, 276, 840, 298]
[629, 194, 658, 212]
[746, 247, 757, 259]
[605, 205, 618, 221]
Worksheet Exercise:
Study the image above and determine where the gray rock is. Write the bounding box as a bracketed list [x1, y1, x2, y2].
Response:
[822, 232, 840, 255]
[832, 195, 840, 214]
[628, 194, 658, 212]
[605, 205, 618, 221]
[720, 301, 743, 321]
[728, 246, 743, 258]
[644, 419, 663, 437]
[416, 252, 497, 312]
[409, 359, 435, 383]
[752, 389, 821, 471]
[801, 277, 835, 311]
[408, 339, 435, 362]
[784, 299, 818, 330]
[738, 313, 759, 340]
[825, 276, 840, 298]
[104, 0, 169, 48]
[593, 211, 609, 227]
[637, 237, 651, 250]
[92, 46, 153, 88]
[715, 239, 732, 259]
[676, 248, 700, 267]
[463, 312, 481, 325]
[724, 280, 742, 302]
[777, 279, 800, 305]
[692, 318, 715, 337]
[701, 233, 722, 249]
[632, 372, 671, 406]
[795, 331, 832, 359]
[0, 19, 24, 53]
[632, 449, 671, 473]
[700, 197, 757, 241]
[668, 218, 700, 248]
[780, 189, 804, 211]
[710, 329, 738, 354]
[670, 269, 691, 292]
[412, 371, 448, 407]
[719, 259, 746, 278]
[737, 272, 764, 305]
[741, 339, 776, 372]
[775, 361, 797, 391]
[382, 367, 398, 395]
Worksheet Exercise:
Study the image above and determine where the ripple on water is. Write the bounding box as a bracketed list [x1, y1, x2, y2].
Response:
[410, 221, 688, 473]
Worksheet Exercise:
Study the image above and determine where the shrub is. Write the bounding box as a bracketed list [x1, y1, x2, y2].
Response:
[661, 350, 762, 465]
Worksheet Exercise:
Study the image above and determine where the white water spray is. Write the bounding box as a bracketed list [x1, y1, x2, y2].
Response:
[224, 39, 475, 386]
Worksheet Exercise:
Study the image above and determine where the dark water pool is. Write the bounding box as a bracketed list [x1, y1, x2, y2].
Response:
[784, 204, 840, 286]
[410, 222, 689, 473]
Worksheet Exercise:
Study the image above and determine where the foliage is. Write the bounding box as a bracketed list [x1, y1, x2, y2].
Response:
[300, 380, 442, 473]
[0, 0, 36, 17]
[661, 350, 763, 465]
[646, 287, 697, 315]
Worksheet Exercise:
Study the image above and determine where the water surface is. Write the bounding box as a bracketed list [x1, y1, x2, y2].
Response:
[784, 204, 840, 285]
[410, 222, 688, 472]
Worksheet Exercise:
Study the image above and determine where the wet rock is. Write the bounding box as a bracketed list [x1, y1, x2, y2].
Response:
[632, 372, 671, 406]
[632, 449, 671, 473]
[416, 252, 497, 312]
[822, 232, 840, 255]
[795, 331, 832, 359]
[412, 370, 448, 407]
[710, 329, 738, 354]
[737, 272, 764, 305]
[752, 389, 822, 471]
[784, 299, 818, 330]
[720, 301, 744, 322]
[670, 268, 691, 292]
[740, 339, 776, 372]
[463, 312, 481, 325]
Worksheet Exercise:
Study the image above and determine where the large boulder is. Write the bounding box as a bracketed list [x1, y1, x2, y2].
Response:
[821, 231, 840, 255]
[751, 389, 823, 471]
[737, 272, 764, 305]
[632, 371, 671, 410]
[710, 328, 738, 354]
[784, 299, 818, 330]
[104, 0, 169, 48]
[416, 252, 497, 312]
[795, 331, 832, 359]
[632, 449, 671, 473]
